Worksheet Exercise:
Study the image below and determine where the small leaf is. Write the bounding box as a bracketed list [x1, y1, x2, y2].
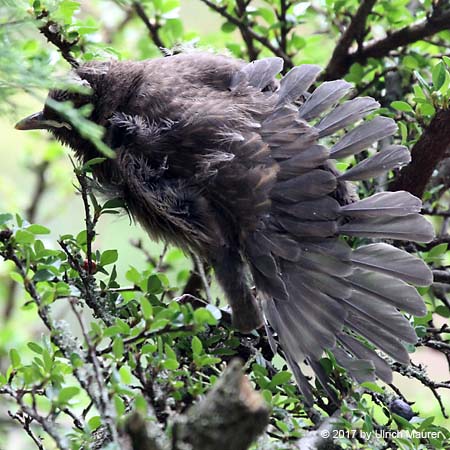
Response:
[27, 224, 50, 235]
[58, 386, 80, 404]
[428, 243, 448, 258]
[391, 101, 413, 113]
[432, 61, 446, 90]
[28, 342, 43, 354]
[147, 275, 163, 294]
[162, 359, 179, 370]
[33, 269, 54, 282]
[149, 319, 169, 332]
[193, 308, 217, 326]
[102, 198, 125, 209]
[361, 381, 384, 394]
[114, 394, 126, 415]
[435, 305, 450, 318]
[270, 371, 292, 387]
[100, 249, 118, 266]
[88, 416, 101, 431]
[9, 349, 21, 368]
[119, 365, 132, 384]
[82, 157, 107, 171]
[140, 297, 153, 320]
[221, 21, 236, 33]
[15, 230, 35, 244]
[191, 336, 203, 356]
[112, 337, 124, 359]
[0, 213, 13, 225]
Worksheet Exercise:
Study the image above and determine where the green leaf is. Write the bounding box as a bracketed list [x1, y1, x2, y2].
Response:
[0, 213, 13, 225]
[428, 243, 448, 258]
[391, 101, 413, 113]
[191, 336, 203, 356]
[82, 157, 107, 171]
[115, 318, 131, 335]
[197, 356, 221, 367]
[140, 297, 153, 320]
[102, 198, 125, 209]
[112, 337, 124, 359]
[15, 229, 35, 244]
[361, 381, 384, 394]
[162, 359, 179, 370]
[149, 318, 169, 332]
[403, 55, 417, 70]
[28, 342, 43, 354]
[414, 70, 431, 93]
[119, 365, 132, 384]
[88, 416, 101, 431]
[9, 349, 21, 368]
[114, 394, 126, 415]
[100, 249, 118, 266]
[58, 386, 80, 404]
[419, 102, 436, 116]
[27, 224, 50, 235]
[76, 230, 87, 246]
[221, 21, 236, 33]
[270, 371, 292, 387]
[398, 121, 408, 144]
[254, 8, 276, 25]
[147, 274, 163, 294]
[415, 325, 427, 337]
[126, 266, 141, 284]
[165, 344, 177, 360]
[33, 269, 54, 282]
[435, 305, 450, 318]
[10, 271, 23, 284]
[193, 308, 217, 326]
[432, 61, 446, 90]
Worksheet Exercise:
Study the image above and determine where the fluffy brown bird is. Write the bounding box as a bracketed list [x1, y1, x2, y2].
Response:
[16, 52, 435, 403]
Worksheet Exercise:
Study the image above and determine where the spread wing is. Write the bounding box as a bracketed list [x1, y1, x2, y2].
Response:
[230, 58, 434, 403]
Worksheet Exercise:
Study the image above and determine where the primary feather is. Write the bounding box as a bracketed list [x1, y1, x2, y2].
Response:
[21, 52, 435, 404]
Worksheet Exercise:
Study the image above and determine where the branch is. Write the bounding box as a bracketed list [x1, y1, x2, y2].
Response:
[432, 269, 450, 284]
[324, 8, 450, 80]
[392, 362, 449, 419]
[199, 0, 293, 67]
[8, 411, 44, 450]
[3, 386, 69, 450]
[296, 409, 341, 450]
[235, 0, 260, 61]
[132, 2, 166, 54]
[124, 412, 167, 450]
[4, 161, 49, 320]
[324, 0, 377, 81]
[390, 108, 450, 197]
[174, 359, 269, 450]
[36, 10, 79, 68]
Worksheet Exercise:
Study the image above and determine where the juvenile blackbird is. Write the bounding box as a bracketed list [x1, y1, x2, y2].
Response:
[16, 52, 434, 402]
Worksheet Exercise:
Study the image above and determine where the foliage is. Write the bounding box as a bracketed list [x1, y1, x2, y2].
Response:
[0, 0, 450, 449]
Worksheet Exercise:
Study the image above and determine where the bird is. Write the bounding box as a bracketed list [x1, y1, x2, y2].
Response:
[15, 52, 435, 403]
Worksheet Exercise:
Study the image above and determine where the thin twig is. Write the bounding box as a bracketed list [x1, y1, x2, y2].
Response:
[36, 10, 79, 68]
[199, 0, 292, 67]
[324, 0, 377, 80]
[192, 253, 212, 304]
[324, 7, 450, 80]
[132, 2, 166, 53]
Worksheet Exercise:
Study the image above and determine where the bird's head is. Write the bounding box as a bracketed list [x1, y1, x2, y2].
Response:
[15, 61, 116, 159]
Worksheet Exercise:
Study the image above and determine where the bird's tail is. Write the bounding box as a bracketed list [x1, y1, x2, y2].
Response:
[236, 59, 434, 403]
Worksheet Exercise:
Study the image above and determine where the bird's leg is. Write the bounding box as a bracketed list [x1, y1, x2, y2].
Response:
[211, 246, 263, 333]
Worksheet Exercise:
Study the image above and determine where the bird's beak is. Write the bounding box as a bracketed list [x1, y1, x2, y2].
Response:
[15, 111, 72, 131]
[15, 111, 48, 130]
